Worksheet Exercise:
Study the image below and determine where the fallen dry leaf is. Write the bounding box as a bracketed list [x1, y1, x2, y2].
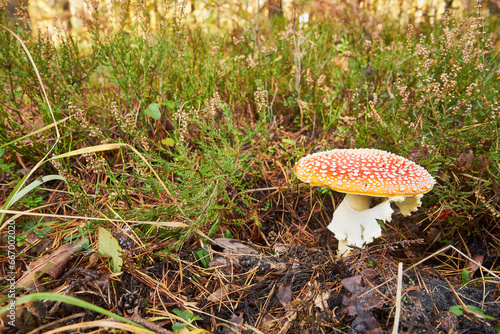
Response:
[214, 238, 259, 255]
[334, 55, 349, 71]
[16, 238, 88, 290]
[277, 283, 292, 311]
[476, 155, 489, 173]
[466, 254, 484, 278]
[208, 256, 227, 268]
[456, 149, 474, 169]
[207, 284, 237, 302]
[220, 314, 244, 334]
[212, 238, 285, 274]
[342, 269, 384, 334]
[274, 242, 289, 256]
[314, 291, 331, 311]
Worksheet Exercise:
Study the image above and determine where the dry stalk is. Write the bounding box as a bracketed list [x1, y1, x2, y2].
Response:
[391, 262, 403, 334]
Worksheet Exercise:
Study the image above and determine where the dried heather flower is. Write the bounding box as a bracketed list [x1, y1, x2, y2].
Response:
[109, 102, 150, 151]
[205, 93, 218, 116]
[83, 153, 106, 174]
[232, 36, 244, 45]
[71, 102, 104, 139]
[466, 83, 478, 96]
[14, 0, 30, 33]
[368, 94, 387, 128]
[246, 54, 258, 68]
[51, 156, 67, 177]
[317, 74, 326, 86]
[463, 40, 473, 63]
[174, 105, 200, 144]
[110, 102, 135, 134]
[210, 40, 219, 57]
[406, 24, 414, 49]
[254, 85, 267, 115]
[305, 68, 313, 86]
[397, 79, 409, 101]
[174, 0, 188, 25]
[475, 191, 500, 218]
[278, 24, 294, 40]
[147, 33, 154, 48]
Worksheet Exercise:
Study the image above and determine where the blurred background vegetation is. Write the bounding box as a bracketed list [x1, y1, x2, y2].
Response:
[6, 0, 500, 40]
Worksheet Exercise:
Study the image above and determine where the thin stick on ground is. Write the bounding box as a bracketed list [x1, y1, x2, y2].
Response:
[392, 262, 403, 334]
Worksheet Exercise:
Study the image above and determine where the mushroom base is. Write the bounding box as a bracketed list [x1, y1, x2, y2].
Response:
[328, 193, 424, 256]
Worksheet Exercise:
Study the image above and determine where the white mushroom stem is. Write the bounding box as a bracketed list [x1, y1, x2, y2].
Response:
[328, 193, 424, 256]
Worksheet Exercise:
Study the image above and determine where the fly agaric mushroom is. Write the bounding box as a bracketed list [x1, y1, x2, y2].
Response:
[293, 148, 435, 256]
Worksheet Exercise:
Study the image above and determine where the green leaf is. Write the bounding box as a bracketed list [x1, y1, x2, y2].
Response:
[465, 305, 495, 320]
[165, 100, 176, 109]
[161, 138, 175, 147]
[449, 305, 495, 320]
[449, 305, 463, 316]
[97, 227, 123, 272]
[1, 174, 66, 224]
[195, 248, 210, 268]
[172, 309, 203, 323]
[11, 175, 66, 204]
[461, 269, 470, 283]
[172, 323, 187, 332]
[282, 138, 296, 146]
[376, 219, 387, 231]
[144, 103, 161, 120]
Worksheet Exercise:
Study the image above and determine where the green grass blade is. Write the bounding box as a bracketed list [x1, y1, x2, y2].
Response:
[0, 24, 61, 226]
[0, 116, 71, 149]
[0, 175, 66, 226]
[0, 292, 146, 328]
[10, 175, 66, 205]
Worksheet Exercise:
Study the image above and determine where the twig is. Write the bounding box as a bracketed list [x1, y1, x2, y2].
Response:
[130, 314, 175, 334]
[392, 262, 403, 334]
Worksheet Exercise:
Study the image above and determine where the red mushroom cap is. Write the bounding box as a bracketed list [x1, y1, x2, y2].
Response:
[293, 148, 435, 197]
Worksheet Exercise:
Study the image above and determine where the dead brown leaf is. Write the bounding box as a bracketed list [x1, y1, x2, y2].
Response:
[477, 155, 489, 173]
[313, 291, 331, 311]
[214, 238, 259, 255]
[456, 150, 474, 170]
[277, 283, 292, 311]
[341, 269, 384, 334]
[219, 314, 244, 334]
[466, 254, 484, 277]
[333, 55, 349, 71]
[207, 284, 237, 302]
[16, 238, 88, 290]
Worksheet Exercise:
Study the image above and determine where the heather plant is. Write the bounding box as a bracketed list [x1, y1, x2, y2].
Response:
[352, 9, 500, 228]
